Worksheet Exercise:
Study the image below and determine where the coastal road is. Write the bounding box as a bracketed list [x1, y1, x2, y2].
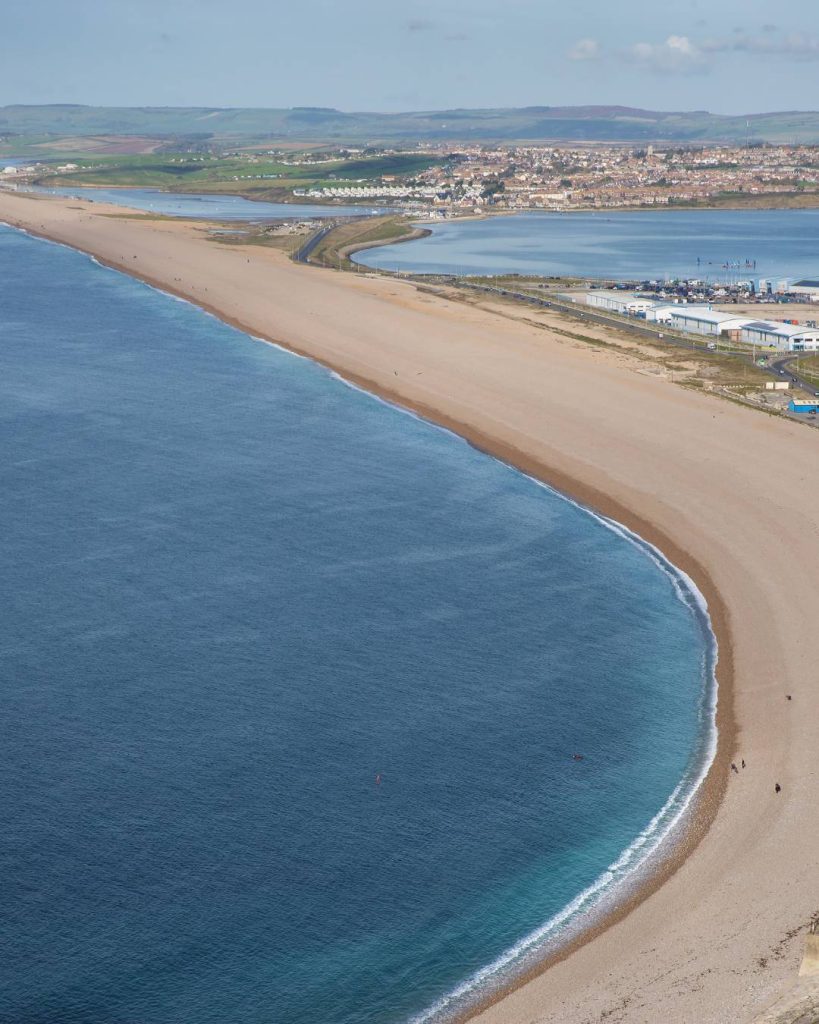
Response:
[292, 223, 337, 264]
[770, 354, 819, 395]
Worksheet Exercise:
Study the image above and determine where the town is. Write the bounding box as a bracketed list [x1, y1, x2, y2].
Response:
[5, 141, 819, 214]
[296, 142, 819, 211]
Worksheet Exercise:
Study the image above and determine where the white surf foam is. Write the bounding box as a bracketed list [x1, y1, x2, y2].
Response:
[323, 371, 719, 1024]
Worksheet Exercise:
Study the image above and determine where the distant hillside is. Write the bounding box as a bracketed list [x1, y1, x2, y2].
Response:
[2, 104, 819, 145]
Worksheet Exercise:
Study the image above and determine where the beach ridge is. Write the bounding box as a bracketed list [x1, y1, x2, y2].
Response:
[1, 189, 813, 1024]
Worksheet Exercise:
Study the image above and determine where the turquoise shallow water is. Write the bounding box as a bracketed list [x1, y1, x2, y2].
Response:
[354, 208, 819, 281]
[0, 225, 714, 1024]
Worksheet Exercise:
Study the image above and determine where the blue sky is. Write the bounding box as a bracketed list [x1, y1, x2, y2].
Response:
[3, 0, 819, 113]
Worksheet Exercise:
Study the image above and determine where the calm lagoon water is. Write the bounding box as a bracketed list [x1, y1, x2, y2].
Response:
[30, 185, 381, 220]
[354, 208, 819, 282]
[0, 226, 714, 1023]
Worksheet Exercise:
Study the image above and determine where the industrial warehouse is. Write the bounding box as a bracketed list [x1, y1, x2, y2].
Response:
[564, 289, 819, 351]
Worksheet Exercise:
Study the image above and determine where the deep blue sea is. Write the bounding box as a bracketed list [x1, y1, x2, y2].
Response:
[30, 186, 381, 220]
[354, 208, 819, 282]
[0, 225, 715, 1024]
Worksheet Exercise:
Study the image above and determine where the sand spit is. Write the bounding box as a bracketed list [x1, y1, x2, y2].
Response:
[1, 190, 818, 1024]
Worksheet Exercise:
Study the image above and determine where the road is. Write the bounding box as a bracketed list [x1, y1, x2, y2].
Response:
[769, 354, 819, 395]
[292, 223, 337, 265]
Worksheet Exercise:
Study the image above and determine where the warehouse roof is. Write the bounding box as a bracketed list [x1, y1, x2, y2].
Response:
[743, 321, 817, 337]
[669, 307, 752, 325]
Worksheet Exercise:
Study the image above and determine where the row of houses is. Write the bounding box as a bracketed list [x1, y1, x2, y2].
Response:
[565, 290, 819, 352]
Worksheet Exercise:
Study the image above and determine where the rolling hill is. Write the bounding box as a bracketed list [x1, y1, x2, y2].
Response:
[2, 104, 819, 145]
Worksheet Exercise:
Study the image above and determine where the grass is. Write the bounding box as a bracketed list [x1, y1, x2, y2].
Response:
[44, 157, 295, 187]
[300, 154, 438, 179]
[669, 190, 819, 210]
[209, 225, 312, 255]
[790, 354, 819, 385]
[34, 153, 440, 196]
[305, 216, 420, 269]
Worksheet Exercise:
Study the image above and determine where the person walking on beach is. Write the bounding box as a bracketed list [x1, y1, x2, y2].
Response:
[775, 783, 781, 793]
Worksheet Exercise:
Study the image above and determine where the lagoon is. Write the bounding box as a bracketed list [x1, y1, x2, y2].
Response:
[353, 209, 819, 282]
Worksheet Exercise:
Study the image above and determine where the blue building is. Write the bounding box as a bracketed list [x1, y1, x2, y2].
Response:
[788, 397, 819, 414]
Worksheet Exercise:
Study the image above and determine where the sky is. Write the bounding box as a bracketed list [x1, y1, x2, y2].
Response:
[3, 0, 819, 114]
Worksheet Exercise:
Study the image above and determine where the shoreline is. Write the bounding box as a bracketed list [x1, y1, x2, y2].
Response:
[336, 225, 432, 264]
[1, 208, 734, 1016]
[0, 190, 813, 1024]
[407, 490, 723, 1023]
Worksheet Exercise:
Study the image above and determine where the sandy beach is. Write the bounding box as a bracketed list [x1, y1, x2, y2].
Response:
[2, 188, 818, 1024]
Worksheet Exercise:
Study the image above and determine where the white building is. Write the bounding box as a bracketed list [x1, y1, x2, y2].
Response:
[645, 305, 678, 324]
[582, 290, 657, 315]
[740, 321, 819, 352]
[666, 306, 753, 338]
[561, 291, 819, 351]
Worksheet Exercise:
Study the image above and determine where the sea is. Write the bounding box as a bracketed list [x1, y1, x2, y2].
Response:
[353, 208, 819, 283]
[0, 224, 716, 1024]
[30, 186, 384, 221]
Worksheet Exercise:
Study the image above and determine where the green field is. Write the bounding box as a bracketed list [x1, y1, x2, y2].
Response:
[32, 152, 439, 197]
[669, 190, 819, 210]
[791, 354, 819, 385]
[50, 156, 294, 187]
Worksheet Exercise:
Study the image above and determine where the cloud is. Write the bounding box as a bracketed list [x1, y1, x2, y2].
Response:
[567, 38, 600, 61]
[407, 18, 434, 32]
[629, 35, 709, 74]
[564, 25, 819, 76]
